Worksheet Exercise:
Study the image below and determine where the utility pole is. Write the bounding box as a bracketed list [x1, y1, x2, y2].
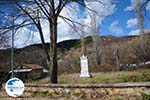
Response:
[11, 1, 15, 78]
[11, 15, 14, 78]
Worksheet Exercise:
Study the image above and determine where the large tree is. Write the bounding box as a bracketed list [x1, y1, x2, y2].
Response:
[0, 0, 116, 83]
[88, 1, 116, 66]
[6, 0, 83, 83]
[135, 0, 150, 62]
[10, 0, 86, 83]
[91, 12, 101, 66]
[125, 0, 150, 63]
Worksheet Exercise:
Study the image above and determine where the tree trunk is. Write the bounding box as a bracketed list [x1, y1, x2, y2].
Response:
[49, 15, 58, 83]
[91, 13, 101, 66]
[136, 0, 147, 58]
[92, 36, 101, 65]
[81, 36, 86, 56]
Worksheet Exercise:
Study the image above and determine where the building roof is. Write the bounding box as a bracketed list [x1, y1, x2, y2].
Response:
[9, 69, 32, 73]
[23, 64, 43, 70]
[9, 64, 48, 73]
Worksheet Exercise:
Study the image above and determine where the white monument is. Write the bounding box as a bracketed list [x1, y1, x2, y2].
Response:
[80, 55, 90, 77]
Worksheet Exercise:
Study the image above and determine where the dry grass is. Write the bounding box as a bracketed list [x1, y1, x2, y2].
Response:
[27, 68, 150, 84]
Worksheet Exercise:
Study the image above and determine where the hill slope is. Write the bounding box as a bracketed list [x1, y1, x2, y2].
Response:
[0, 35, 145, 73]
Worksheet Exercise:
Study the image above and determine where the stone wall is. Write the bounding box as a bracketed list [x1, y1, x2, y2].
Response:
[0, 82, 150, 100]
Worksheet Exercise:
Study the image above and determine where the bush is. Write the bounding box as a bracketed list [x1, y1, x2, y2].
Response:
[143, 93, 150, 100]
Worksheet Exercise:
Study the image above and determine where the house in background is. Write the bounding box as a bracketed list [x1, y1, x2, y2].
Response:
[9, 64, 48, 81]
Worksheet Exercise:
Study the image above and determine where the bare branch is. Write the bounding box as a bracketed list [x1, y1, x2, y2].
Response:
[34, 0, 50, 18]
[60, 15, 81, 37]
[56, 0, 68, 16]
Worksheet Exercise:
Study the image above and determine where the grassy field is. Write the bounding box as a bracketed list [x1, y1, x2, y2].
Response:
[28, 68, 150, 84]
[1, 69, 150, 99]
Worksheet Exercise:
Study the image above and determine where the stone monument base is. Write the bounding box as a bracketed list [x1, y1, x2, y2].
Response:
[80, 74, 90, 78]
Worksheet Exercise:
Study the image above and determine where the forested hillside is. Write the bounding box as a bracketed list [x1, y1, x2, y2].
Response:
[0, 35, 150, 73]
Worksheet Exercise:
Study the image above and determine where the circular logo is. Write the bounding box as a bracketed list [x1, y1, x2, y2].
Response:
[5, 78, 24, 97]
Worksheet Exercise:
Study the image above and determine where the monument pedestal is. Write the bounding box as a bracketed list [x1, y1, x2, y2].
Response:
[80, 55, 90, 77]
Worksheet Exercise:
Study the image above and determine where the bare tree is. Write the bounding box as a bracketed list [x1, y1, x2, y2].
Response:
[0, 32, 9, 48]
[114, 48, 120, 70]
[80, 20, 86, 56]
[0, 1, 33, 48]
[1, 0, 116, 83]
[12, 0, 88, 83]
[91, 12, 101, 66]
[135, 0, 150, 62]
[136, 0, 144, 35]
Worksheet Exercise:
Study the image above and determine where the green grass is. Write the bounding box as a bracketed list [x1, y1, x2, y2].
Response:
[27, 68, 150, 84]
[143, 93, 150, 100]
[58, 68, 150, 84]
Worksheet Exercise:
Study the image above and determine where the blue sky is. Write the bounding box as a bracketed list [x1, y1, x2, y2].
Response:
[101, 0, 132, 36]
[1, 0, 150, 48]
[101, 0, 150, 37]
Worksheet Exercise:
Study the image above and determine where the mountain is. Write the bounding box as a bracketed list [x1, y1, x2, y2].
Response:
[0, 38, 80, 69]
[0, 35, 146, 73]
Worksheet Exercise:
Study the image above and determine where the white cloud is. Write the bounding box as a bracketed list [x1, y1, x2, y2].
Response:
[14, 30, 35, 48]
[127, 18, 138, 28]
[128, 29, 140, 35]
[14, 19, 50, 48]
[124, 0, 150, 11]
[58, 2, 90, 41]
[85, 0, 116, 16]
[13, 1, 116, 48]
[124, 0, 136, 11]
[128, 29, 150, 35]
[14, 27, 41, 48]
[124, 6, 134, 11]
[146, 1, 150, 10]
[109, 20, 123, 34]
[124, 0, 141, 11]
[14, 2, 85, 48]
[58, 0, 116, 41]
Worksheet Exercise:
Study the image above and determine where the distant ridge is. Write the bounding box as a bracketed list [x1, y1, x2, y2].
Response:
[0, 35, 139, 72]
